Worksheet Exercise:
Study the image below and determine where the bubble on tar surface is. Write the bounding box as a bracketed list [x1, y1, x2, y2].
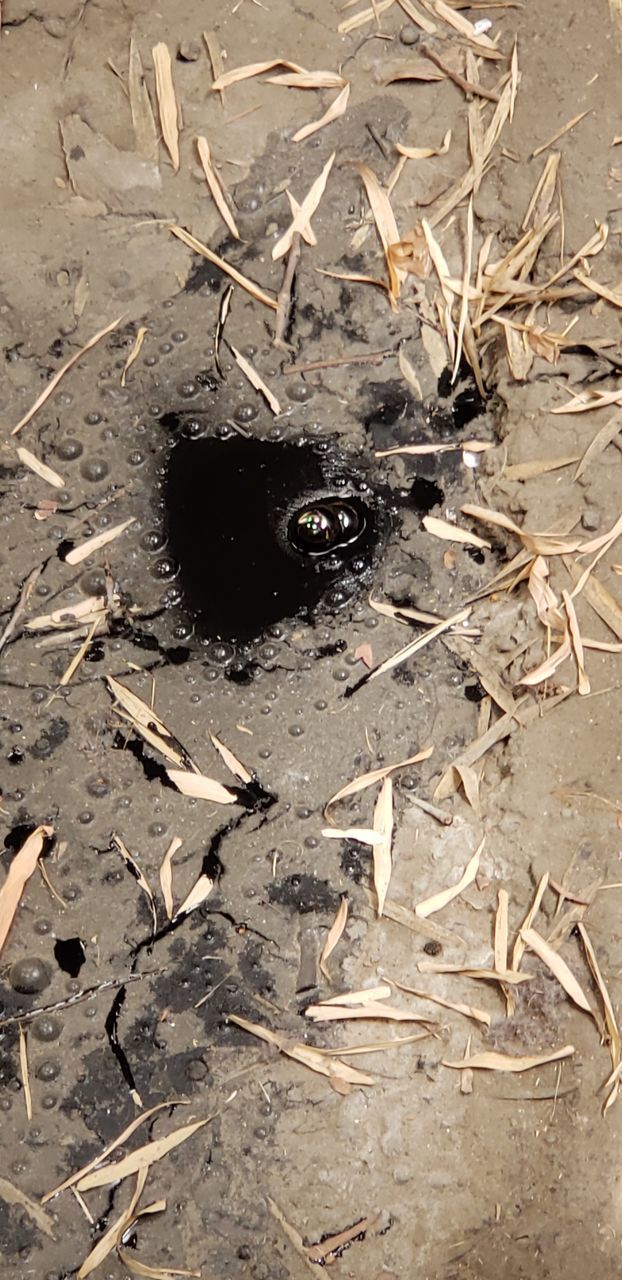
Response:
[9, 957, 51, 994]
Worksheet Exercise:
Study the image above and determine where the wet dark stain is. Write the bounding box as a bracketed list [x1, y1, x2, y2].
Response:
[339, 841, 367, 883]
[27, 716, 69, 760]
[54, 937, 86, 977]
[165, 437, 378, 642]
[364, 379, 410, 429]
[268, 873, 340, 915]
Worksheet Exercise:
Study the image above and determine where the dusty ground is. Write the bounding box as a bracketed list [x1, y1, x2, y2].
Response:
[2, 0, 622, 1277]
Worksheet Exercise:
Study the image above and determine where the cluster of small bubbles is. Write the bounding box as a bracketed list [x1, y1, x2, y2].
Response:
[173, 621, 193, 641]
[80, 458, 110, 482]
[10, 957, 51, 994]
[56, 439, 83, 461]
[54, 391, 73, 407]
[151, 556, 178, 581]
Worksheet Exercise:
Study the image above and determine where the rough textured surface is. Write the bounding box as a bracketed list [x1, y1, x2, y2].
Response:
[2, 1, 622, 1278]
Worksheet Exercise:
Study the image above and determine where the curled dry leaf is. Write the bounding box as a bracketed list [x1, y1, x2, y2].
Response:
[355, 162, 405, 302]
[78, 1168, 151, 1278]
[105, 675, 193, 770]
[415, 840, 484, 918]
[211, 59, 305, 91]
[170, 225, 277, 310]
[196, 136, 240, 239]
[64, 519, 135, 566]
[267, 70, 346, 88]
[520, 927, 592, 1012]
[423, 515, 490, 549]
[228, 1013, 375, 1087]
[292, 83, 350, 143]
[112, 834, 158, 935]
[418, 961, 531, 986]
[120, 326, 148, 387]
[26, 595, 110, 632]
[77, 1118, 213, 1192]
[272, 153, 335, 260]
[166, 769, 239, 804]
[388, 222, 431, 279]
[442, 1045, 575, 1073]
[230, 345, 281, 414]
[319, 895, 349, 980]
[175, 871, 214, 918]
[0, 825, 53, 959]
[519, 631, 572, 686]
[152, 43, 179, 171]
[372, 776, 393, 917]
[396, 129, 451, 160]
[563, 589, 591, 695]
[324, 746, 432, 815]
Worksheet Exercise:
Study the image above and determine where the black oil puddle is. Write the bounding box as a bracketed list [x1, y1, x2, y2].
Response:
[165, 435, 379, 642]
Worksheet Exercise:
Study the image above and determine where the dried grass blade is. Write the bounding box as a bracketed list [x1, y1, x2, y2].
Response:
[120, 326, 148, 387]
[16, 447, 64, 489]
[267, 1198, 316, 1274]
[152, 43, 179, 170]
[372, 776, 393, 916]
[396, 0, 437, 33]
[391, 978, 490, 1026]
[0, 825, 53, 959]
[112, 834, 157, 935]
[519, 631, 571, 686]
[159, 837, 182, 919]
[0, 1176, 55, 1238]
[19, 1025, 32, 1121]
[520, 927, 592, 1012]
[504, 454, 580, 481]
[166, 769, 238, 804]
[452, 198, 473, 380]
[574, 270, 622, 308]
[211, 59, 305, 91]
[324, 1032, 430, 1055]
[494, 889, 509, 973]
[366, 608, 471, 683]
[324, 746, 432, 814]
[319, 895, 349, 980]
[322, 826, 383, 845]
[43, 1101, 189, 1202]
[268, 70, 346, 87]
[338, 0, 394, 33]
[531, 110, 590, 158]
[417, 962, 531, 986]
[77, 1118, 213, 1192]
[305, 1000, 429, 1022]
[105, 675, 190, 769]
[396, 129, 451, 160]
[421, 218, 455, 358]
[574, 409, 622, 480]
[128, 40, 158, 161]
[78, 1168, 149, 1278]
[175, 872, 214, 918]
[209, 732, 252, 784]
[272, 153, 335, 261]
[423, 514, 490, 548]
[415, 840, 483, 918]
[356, 162, 404, 299]
[425, 0, 500, 51]
[170, 225, 277, 310]
[578, 923, 621, 1111]
[230, 345, 281, 413]
[116, 1251, 197, 1279]
[443, 1046, 575, 1072]
[12, 317, 122, 435]
[228, 1013, 374, 1085]
[563, 558, 622, 641]
[319, 985, 391, 1006]
[203, 30, 225, 104]
[196, 136, 240, 239]
[292, 83, 350, 142]
[397, 346, 423, 397]
[563, 589, 590, 694]
[64, 518, 135, 566]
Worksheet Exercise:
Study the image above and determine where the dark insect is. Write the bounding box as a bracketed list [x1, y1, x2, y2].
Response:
[289, 500, 364, 556]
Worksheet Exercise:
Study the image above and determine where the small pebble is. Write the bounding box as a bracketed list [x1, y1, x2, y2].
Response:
[581, 506, 601, 532]
[399, 22, 420, 44]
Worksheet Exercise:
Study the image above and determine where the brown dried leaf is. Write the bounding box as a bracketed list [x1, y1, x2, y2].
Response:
[272, 153, 335, 260]
[504, 454, 580, 481]
[443, 1045, 575, 1072]
[128, 39, 158, 162]
[321, 826, 383, 845]
[105, 676, 192, 770]
[170, 225, 277, 310]
[152, 43, 179, 171]
[390, 978, 490, 1026]
[159, 837, 182, 920]
[267, 70, 346, 88]
[166, 769, 238, 804]
[319, 895, 349, 980]
[43, 1102, 190, 1202]
[563, 589, 590, 695]
[383, 60, 445, 85]
[77, 1118, 213, 1191]
[209, 732, 253, 784]
[0, 825, 53, 959]
[338, 0, 395, 33]
[396, 129, 451, 160]
[228, 1013, 375, 1086]
[423, 515, 490, 549]
[366, 607, 472, 683]
[230, 345, 281, 413]
[16, 447, 64, 489]
[372, 776, 393, 916]
[574, 408, 622, 481]
[520, 927, 592, 1011]
[19, 1025, 32, 1121]
[305, 1001, 429, 1022]
[388, 222, 431, 279]
[196, 136, 240, 240]
[175, 872, 214, 918]
[418, 962, 532, 986]
[519, 631, 571, 686]
[320, 985, 391, 1006]
[494, 889, 509, 973]
[64, 518, 135, 566]
[292, 83, 350, 143]
[356, 162, 405, 300]
[12, 316, 122, 435]
[574, 270, 622, 308]
[0, 1176, 55, 1239]
[578, 923, 621, 1112]
[78, 1169, 150, 1278]
[324, 746, 432, 814]
[415, 840, 483, 918]
[120, 326, 148, 387]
